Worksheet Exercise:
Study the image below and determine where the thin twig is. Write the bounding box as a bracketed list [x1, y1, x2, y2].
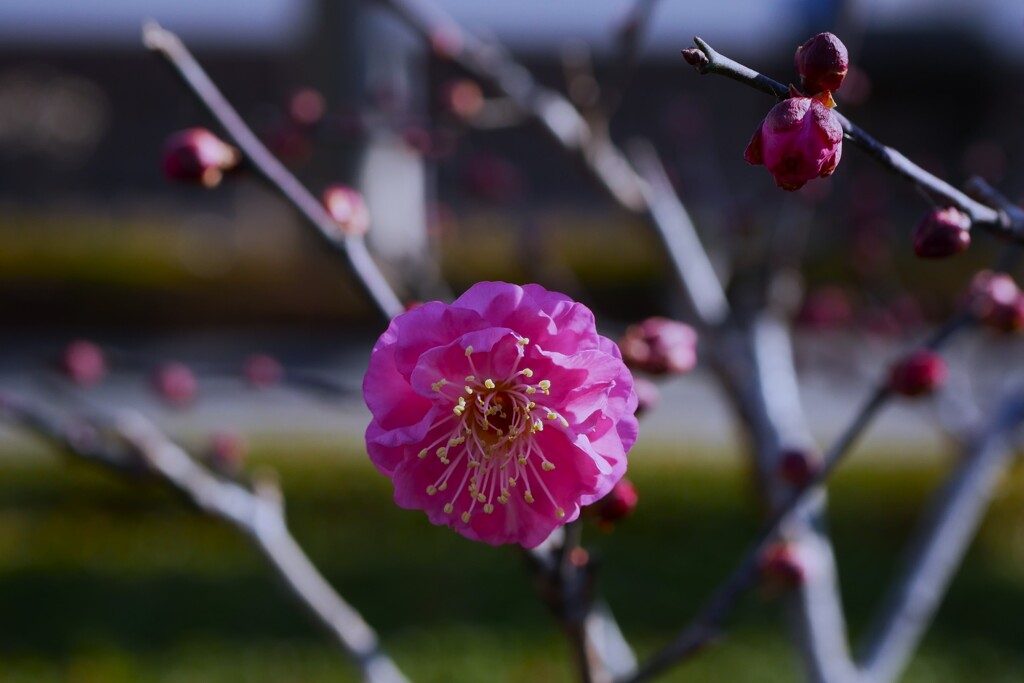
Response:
[142, 21, 404, 321]
[620, 312, 973, 683]
[856, 389, 1024, 683]
[0, 391, 409, 683]
[683, 36, 1022, 240]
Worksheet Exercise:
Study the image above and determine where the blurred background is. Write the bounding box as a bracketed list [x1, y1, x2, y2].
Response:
[1, 1, 1024, 681]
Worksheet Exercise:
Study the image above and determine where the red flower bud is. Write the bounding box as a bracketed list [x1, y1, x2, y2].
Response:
[243, 353, 283, 389]
[287, 87, 326, 127]
[153, 362, 198, 407]
[912, 207, 970, 259]
[633, 377, 661, 418]
[591, 479, 638, 527]
[60, 340, 106, 387]
[888, 350, 946, 397]
[779, 448, 819, 488]
[440, 79, 484, 120]
[759, 543, 805, 591]
[207, 429, 247, 474]
[322, 184, 370, 237]
[161, 128, 240, 188]
[620, 317, 698, 375]
[745, 96, 843, 191]
[968, 271, 1024, 333]
[794, 33, 849, 95]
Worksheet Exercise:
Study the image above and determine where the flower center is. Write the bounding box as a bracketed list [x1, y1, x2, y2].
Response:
[419, 336, 570, 524]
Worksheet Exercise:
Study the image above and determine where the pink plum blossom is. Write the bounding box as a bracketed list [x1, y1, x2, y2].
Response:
[744, 96, 843, 191]
[363, 281, 638, 548]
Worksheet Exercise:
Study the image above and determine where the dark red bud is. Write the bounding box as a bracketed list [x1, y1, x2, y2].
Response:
[779, 448, 819, 488]
[243, 353, 283, 389]
[207, 430, 247, 474]
[681, 48, 709, 70]
[620, 317, 698, 376]
[888, 350, 947, 397]
[759, 543, 805, 590]
[912, 207, 971, 259]
[968, 271, 1024, 333]
[161, 128, 240, 188]
[288, 87, 326, 127]
[153, 362, 198, 407]
[592, 479, 638, 527]
[440, 79, 484, 120]
[60, 340, 106, 387]
[794, 32, 849, 95]
[633, 377, 661, 418]
[322, 184, 370, 237]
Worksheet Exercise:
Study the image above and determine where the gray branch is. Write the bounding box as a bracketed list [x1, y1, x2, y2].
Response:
[856, 390, 1024, 683]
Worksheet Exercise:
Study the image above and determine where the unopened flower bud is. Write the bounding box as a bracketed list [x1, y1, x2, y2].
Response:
[968, 271, 1024, 333]
[680, 47, 710, 70]
[779, 448, 819, 488]
[633, 377, 660, 418]
[794, 33, 849, 95]
[759, 543, 805, 591]
[620, 317, 698, 375]
[322, 184, 370, 237]
[440, 79, 484, 120]
[60, 340, 106, 387]
[207, 429, 247, 474]
[912, 207, 970, 259]
[161, 128, 240, 188]
[591, 479, 638, 528]
[888, 349, 946, 397]
[243, 353, 283, 389]
[153, 362, 197, 407]
[745, 96, 843, 191]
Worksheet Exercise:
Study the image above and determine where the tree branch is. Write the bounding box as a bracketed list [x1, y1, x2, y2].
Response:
[143, 21, 405, 321]
[856, 389, 1024, 683]
[0, 391, 409, 683]
[682, 36, 1023, 240]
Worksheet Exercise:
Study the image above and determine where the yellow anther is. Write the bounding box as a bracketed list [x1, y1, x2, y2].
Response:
[436, 447, 448, 458]
[458, 396, 467, 406]
[517, 337, 529, 346]
[496, 429, 504, 437]
[464, 346, 474, 356]
[461, 511, 471, 523]
[528, 401, 536, 409]
[542, 461, 556, 472]
[518, 457, 528, 465]
[440, 458, 450, 465]
[426, 485, 437, 495]
[556, 507, 565, 519]
[453, 406, 465, 416]
[509, 477, 517, 487]
[444, 503, 454, 514]
[526, 387, 536, 395]
[484, 378, 496, 389]
[520, 368, 534, 378]
[417, 448, 428, 459]
[464, 386, 473, 395]
[538, 380, 551, 391]
[498, 495, 508, 505]
[439, 482, 448, 492]
[468, 461, 480, 469]
[546, 411, 557, 420]
[483, 504, 494, 514]
[476, 493, 487, 503]
[524, 491, 535, 503]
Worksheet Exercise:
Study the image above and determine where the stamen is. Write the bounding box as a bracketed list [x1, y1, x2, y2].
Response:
[484, 378, 496, 389]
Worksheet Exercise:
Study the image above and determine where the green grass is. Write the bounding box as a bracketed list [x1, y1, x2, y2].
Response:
[1, 442, 1023, 682]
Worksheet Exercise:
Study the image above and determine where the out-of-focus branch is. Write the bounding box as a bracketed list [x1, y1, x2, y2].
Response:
[377, 0, 731, 330]
[526, 522, 637, 683]
[601, 0, 661, 115]
[376, 0, 646, 211]
[681, 37, 1024, 241]
[627, 140, 730, 325]
[856, 389, 1024, 683]
[142, 21, 404, 321]
[621, 312, 973, 683]
[746, 314, 858, 683]
[0, 391, 409, 683]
